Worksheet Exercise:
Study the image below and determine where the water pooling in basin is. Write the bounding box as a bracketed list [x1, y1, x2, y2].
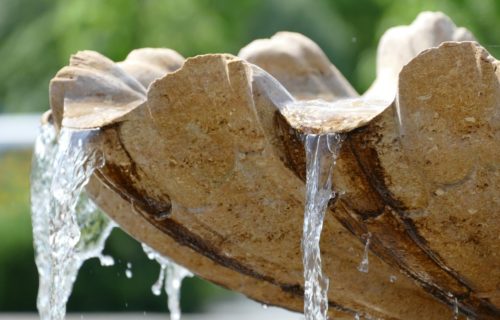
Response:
[31, 124, 115, 320]
[302, 133, 343, 320]
[143, 244, 193, 320]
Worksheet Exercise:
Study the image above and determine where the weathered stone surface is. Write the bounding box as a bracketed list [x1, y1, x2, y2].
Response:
[46, 12, 499, 320]
[117, 48, 184, 88]
[239, 32, 357, 101]
[359, 41, 500, 309]
[49, 48, 183, 130]
[49, 51, 146, 130]
[51, 52, 450, 320]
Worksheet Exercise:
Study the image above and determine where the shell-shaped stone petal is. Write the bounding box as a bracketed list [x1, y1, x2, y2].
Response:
[240, 32, 357, 101]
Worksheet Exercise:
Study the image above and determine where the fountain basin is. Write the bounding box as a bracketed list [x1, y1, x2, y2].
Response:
[38, 11, 499, 319]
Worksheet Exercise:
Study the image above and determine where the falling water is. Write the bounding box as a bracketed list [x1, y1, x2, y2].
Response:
[302, 133, 342, 320]
[357, 233, 372, 273]
[142, 244, 193, 320]
[125, 262, 133, 279]
[453, 297, 459, 320]
[394, 93, 404, 136]
[31, 124, 115, 320]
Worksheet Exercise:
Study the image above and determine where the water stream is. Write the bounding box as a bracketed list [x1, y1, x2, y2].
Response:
[31, 124, 114, 320]
[357, 233, 372, 273]
[143, 244, 193, 320]
[31, 123, 195, 320]
[302, 133, 343, 320]
[31, 106, 359, 320]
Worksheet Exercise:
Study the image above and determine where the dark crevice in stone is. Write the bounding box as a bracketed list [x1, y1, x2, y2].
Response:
[94, 125, 359, 317]
[348, 127, 500, 318]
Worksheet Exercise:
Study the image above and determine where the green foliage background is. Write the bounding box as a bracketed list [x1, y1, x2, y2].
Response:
[0, 0, 499, 313]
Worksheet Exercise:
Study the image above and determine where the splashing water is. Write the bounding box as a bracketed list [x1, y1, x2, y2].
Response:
[357, 233, 372, 273]
[142, 244, 193, 320]
[31, 124, 115, 320]
[302, 133, 342, 320]
[75, 195, 115, 267]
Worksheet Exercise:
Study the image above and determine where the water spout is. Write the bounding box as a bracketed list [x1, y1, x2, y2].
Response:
[302, 133, 342, 320]
[31, 125, 114, 320]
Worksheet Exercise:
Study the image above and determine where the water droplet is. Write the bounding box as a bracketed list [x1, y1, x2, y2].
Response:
[98, 254, 115, 267]
[125, 262, 133, 279]
[357, 233, 371, 273]
[143, 244, 193, 320]
[154, 208, 172, 221]
[389, 275, 397, 283]
[125, 269, 132, 279]
[262, 304, 268, 309]
[152, 265, 166, 296]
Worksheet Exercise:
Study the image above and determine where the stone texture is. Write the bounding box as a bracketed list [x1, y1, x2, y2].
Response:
[239, 32, 357, 101]
[46, 12, 499, 320]
[365, 11, 474, 100]
[49, 51, 146, 130]
[117, 48, 184, 88]
[360, 41, 500, 309]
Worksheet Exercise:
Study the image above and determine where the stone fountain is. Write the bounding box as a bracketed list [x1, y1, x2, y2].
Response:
[32, 12, 499, 320]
